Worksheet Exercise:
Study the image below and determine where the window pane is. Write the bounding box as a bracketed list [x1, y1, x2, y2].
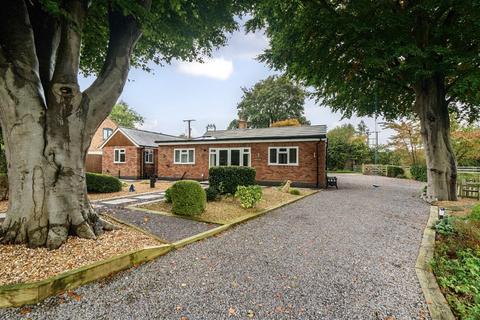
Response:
[289, 148, 297, 164]
[269, 148, 277, 163]
[188, 150, 194, 162]
[219, 150, 228, 166]
[175, 150, 180, 163]
[243, 153, 250, 166]
[120, 152, 125, 162]
[230, 150, 240, 166]
[181, 153, 188, 163]
[210, 153, 217, 167]
[114, 150, 119, 162]
[278, 152, 288, 164]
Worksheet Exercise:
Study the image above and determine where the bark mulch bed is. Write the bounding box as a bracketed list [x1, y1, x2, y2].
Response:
[88, 180, 172, 201]
[433, 198, 480, 217]
[0, 220, 162, 286]
[140, 187, 316, 225]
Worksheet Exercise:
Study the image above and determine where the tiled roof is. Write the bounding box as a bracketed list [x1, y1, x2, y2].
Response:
[201, 125, 327, 140]
[120, 127, 182, 147]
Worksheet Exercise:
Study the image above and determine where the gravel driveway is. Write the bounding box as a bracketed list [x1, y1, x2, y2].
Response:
[2, 174, 430, 319]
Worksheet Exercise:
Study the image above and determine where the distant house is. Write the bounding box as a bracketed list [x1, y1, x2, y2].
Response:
[86, 117, 118, 173]
[155, 124, 328, 187]
[100, 127, 182, 179]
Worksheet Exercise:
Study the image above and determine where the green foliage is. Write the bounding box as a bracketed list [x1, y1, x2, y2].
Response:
[170, 180, 206, 216]
[470, 205, 480, 221]
[164, 187, 172, 204]
[410, 165, 428, 182]
[435, 217, 457, 236]
[79, 1, 244, 76]
[208, 166, 256, 195]
[205, 186, 219, 202]
[235, 185, 263, 209]
[231, 75, 310, 128]
[289, 188, 301, 195]
[327, 124, 370, 170]
[110, 101, 144, 128]
[433, 248, 480, 319]
[386, 166, 404, 178]
[249, 1, 480, 122]
[86, 173, 122, 193]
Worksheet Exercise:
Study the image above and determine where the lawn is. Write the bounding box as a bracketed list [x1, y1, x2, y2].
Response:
[139, 187, 316, 225]
[432, 201, 480, 319]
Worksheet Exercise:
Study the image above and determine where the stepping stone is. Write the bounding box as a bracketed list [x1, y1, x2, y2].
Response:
[102, 198, 137, 205]
[135, 194, 164, 200]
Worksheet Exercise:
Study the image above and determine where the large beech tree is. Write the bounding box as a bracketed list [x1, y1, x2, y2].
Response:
[249, 1, 480, 200]
[0, 0, 242, 249]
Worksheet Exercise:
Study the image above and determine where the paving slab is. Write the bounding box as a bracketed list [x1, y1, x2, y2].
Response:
[134, 194, 164, 200]
[101, 198, 137, 205]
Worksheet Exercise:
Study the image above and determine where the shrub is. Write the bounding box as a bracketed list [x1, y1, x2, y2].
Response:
[289, 188, 301, 195]
[468, 204, 480, 221]
[410, 165, 427, 182]
[387, 166, 404, 178]
[170, 180, 206, 216]
[205, 186, 219, 202]
[164, 187, 172, 203]
[209, 166, 256, 195]
[86, 173, 122, 193]
[435, 216, 457, 236]
[235, 185, 263, 209]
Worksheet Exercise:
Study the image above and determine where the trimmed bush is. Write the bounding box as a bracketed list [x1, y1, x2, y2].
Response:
[170, 180, 206, 216]
[410, 165, 428, 182]
[209, 166, 256, 195]
[387, 166, 404, 178]
[289, 188, 301, 195]
[235, 185, 263, 208]
[205, 186, 219, 202]
[164, 187, 172, 203]
[86, 173, 122, 193]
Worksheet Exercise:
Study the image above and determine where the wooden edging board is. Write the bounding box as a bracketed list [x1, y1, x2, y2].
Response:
[0, 244, 173, 308]
[415, 206, 455, 320]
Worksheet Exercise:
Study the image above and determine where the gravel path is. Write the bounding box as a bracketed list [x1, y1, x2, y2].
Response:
[1, 174, 430, 319]
[104, 208, 219, 242]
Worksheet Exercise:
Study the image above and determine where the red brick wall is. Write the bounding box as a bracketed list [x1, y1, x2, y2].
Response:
[88, 117, 117, 152]
[102, 146, 141, 179]
[157, 141, 326, 187]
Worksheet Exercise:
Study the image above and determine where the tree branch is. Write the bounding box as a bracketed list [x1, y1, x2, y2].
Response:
[0, 0, 39, 84]
[83, 1, 151, 135]
[51, 0, 87, 86]
[27, 1, 61, 95]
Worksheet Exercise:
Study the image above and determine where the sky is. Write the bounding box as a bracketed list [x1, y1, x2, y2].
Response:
[79, 22, 393, 144]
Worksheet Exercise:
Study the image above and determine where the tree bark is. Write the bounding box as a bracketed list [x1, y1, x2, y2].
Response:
[415, 76, 457, 201]
[0, 0, 146, 249]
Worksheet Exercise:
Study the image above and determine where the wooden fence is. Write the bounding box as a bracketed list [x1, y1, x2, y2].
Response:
[458, 166, 480, 174]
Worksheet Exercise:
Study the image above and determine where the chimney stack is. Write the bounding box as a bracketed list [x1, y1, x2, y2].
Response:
[238, 118, 247, 129]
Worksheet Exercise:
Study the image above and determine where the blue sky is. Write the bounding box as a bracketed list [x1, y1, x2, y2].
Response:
[79, 23, 392, 143]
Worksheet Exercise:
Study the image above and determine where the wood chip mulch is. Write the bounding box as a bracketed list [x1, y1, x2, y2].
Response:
[0, 222, 162, 286]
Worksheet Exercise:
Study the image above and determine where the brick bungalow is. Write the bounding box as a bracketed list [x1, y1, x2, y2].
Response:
[86, 117, 117, 173]
[100, 127, 181, 179]
[156, 124, 328, 188]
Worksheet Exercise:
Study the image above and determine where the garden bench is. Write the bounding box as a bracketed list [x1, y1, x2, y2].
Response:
[327, 176, 338, 189]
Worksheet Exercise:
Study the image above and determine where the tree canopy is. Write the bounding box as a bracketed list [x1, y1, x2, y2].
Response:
[110, 101, 144, 128]
[229, 75, 310, 129]
[327, 124, 371, 171]
[249, 1, 480, 121]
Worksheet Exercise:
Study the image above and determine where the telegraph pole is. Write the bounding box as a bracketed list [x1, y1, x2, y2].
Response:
[183, 119, 195, 139]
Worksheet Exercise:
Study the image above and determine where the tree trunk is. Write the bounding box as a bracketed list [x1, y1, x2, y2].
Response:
[0, 83, 115, 249]
[415, 76, 457, 201]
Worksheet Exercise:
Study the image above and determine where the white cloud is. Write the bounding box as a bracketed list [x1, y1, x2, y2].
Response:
[177, 57, 234, 80]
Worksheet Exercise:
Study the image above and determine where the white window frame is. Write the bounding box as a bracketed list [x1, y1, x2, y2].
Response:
[144, 149, 154, 164]
[209, 148, 251, 167]
[103, 128, 113, 140]
[114, 148, 126, 163]
[268, 146, 299, 166]
[174, 148, 195, 164]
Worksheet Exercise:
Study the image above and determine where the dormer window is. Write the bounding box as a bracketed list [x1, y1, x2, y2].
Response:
[103, 128, 113, 140]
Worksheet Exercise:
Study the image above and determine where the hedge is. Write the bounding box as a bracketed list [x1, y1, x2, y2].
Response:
[208, 166, 256, 195]
[205, 186, 219, 202]
[86, 173, 123, 193]
[170, 180, 206, 216]
[386, 166, 404, 178]
[410, 165, 428, 182]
